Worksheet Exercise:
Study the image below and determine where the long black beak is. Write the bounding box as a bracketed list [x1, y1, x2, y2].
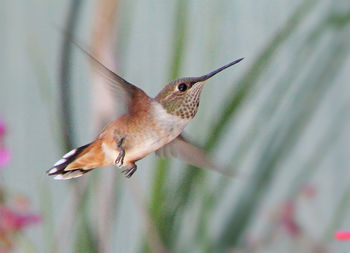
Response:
[192, 58, 244, 82]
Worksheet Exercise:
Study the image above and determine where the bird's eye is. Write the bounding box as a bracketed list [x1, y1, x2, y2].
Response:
[178, 83, 187, 92]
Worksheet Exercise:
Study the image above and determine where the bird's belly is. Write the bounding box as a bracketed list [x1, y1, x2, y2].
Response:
[124, 129, 180, 164]
[124, 138, 167, 163]
[115, 102, 190, 165]
[101, 136, 160, 167]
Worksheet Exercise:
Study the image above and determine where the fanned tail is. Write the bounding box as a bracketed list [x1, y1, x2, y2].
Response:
[47, 140, 106, 180]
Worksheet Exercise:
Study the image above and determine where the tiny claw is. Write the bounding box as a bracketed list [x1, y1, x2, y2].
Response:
[122, 164, 137, 178]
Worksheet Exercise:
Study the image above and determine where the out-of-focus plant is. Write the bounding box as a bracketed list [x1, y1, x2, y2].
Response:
[36, 0, 350, 252]
[0, 120, 10, 168]
[0, 119, 41, 253]
[144, 0, 350, 252]
[148, 0, 319, 250]
[0, 204, 41, 252]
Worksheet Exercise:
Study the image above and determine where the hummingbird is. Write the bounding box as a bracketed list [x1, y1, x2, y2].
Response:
[47, 49, 243, 180]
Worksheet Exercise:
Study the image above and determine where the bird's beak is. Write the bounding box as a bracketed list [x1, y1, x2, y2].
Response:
[191, 57, 244, 83]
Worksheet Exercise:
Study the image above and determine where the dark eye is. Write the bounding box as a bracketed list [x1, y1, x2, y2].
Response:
[178, 83, 187, 92]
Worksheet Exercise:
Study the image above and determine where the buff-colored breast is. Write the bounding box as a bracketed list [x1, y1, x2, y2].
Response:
[99, 101, 190, 167]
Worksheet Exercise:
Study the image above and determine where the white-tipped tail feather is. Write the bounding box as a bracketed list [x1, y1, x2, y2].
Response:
[63, 149, 76, 158]
[47, 143, 93, 180]
[53, 170, 86, 180]
[53, 158, 66, 167]
[48, 167, 58, 174]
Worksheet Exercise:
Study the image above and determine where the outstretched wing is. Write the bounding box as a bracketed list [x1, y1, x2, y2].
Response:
[156, 135, 233, 176]
[73, 41, 149, 110]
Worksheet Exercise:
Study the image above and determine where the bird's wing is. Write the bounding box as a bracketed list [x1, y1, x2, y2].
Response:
[73, 42, 148, 110]
[155, 135, 232, 176]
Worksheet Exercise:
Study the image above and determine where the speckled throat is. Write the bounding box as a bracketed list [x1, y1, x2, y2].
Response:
[159, 82, 204, 119]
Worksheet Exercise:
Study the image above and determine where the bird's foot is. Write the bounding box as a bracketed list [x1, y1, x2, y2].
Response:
[115, 137, 125, 167]
[115, 150, 125, 167]
[122, 163, 137, 178]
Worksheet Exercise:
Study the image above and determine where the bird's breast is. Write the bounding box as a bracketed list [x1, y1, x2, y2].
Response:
[123, 101, 189, 163]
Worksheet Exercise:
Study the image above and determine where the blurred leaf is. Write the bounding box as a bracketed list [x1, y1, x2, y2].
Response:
[308, 8, 350, 43]
[217, 30, 350, 250]
[74, 210, 98, 253]
[58, 0, 83, 151]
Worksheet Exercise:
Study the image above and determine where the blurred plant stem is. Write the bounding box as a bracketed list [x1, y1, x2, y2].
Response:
[152, 0, 318, 249]
[74, 194, 98, 253]
[148, 0, 189, 249]
[54, 1, 92, 253]
[89, 0, 119, 252]
[58, 0, 82, 151]
[128, 180, 166, 253]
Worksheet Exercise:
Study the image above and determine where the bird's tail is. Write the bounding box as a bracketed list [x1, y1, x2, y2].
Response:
[47, 139, 107, 180]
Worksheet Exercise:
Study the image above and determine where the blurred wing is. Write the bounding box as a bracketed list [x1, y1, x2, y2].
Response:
[156, 135, 232, 176]
[73, 41, 148, 109]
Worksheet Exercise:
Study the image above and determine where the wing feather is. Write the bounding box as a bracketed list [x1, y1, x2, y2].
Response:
[156, 135, 233, 176]
[72, 40, 148, 110]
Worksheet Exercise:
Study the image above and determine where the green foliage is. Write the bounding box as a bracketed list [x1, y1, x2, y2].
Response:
[146, 0, 350, 252]
[148, 0, 320, 250]
[74, 211, 98, 253]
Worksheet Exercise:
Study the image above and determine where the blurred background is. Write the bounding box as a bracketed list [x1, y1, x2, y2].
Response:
[1, 0, 350, 252]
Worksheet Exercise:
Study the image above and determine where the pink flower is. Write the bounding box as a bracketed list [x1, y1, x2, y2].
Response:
[0, 205, 41, 232]
[0, 119, 10, 168]
[335, 230, 350, 241]
[280, 200, 301, 237]
[0, 149, 10, 168]
[0, 205, 41, 252]
[0, 119, 40, 252]
[0, 120, 5, 137]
